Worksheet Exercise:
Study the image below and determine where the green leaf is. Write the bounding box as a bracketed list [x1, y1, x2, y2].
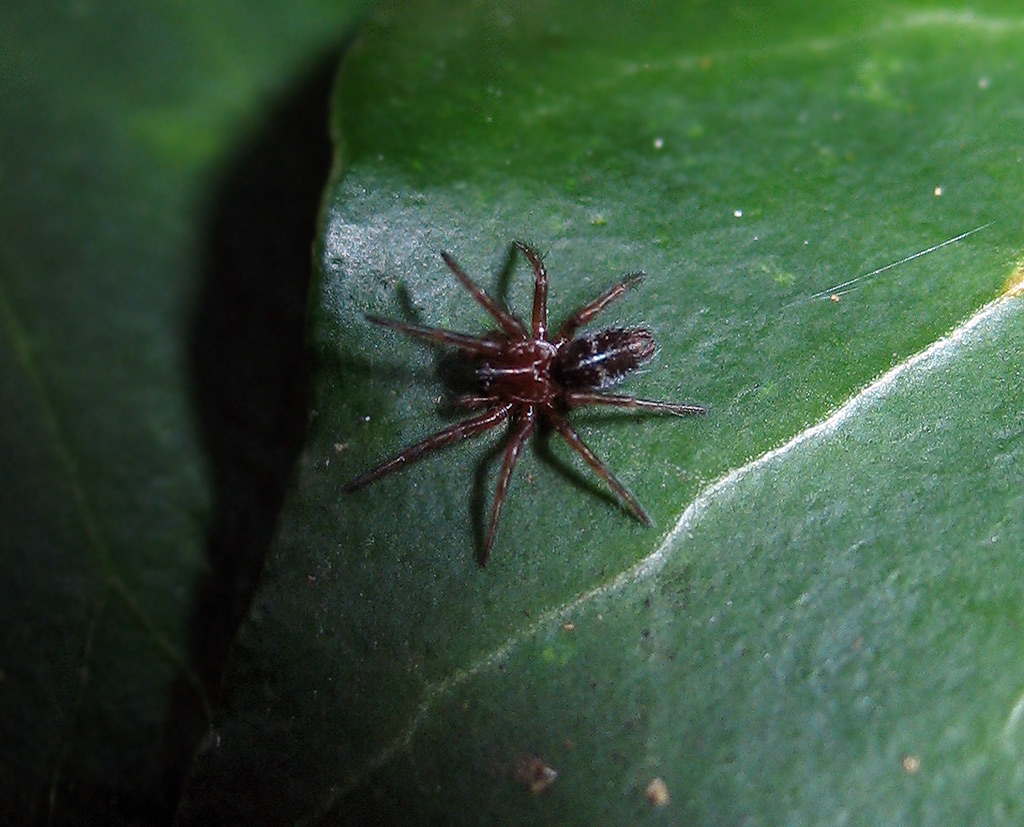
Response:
[209, 1, 1024, 823]
[0, 2, 363, 824]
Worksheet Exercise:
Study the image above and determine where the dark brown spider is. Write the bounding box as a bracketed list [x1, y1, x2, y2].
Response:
[344, 241, 706, 565]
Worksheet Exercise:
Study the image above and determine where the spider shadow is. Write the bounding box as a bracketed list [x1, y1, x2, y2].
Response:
[532, 420, 623, 512]
[394, 281, 420, 322]
[324, 347, 436, 390]
[491, 242, 520, 310]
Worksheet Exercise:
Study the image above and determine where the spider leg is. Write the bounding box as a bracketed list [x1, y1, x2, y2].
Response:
[566, 392, 708, 417]
[554, 271, 644, 344]
[451, 394, 502, 410]
[366, 315, 506, 357]
[482, 407, 536, 565]
[547, 411, 651, 526]
[513, 241, 549, 339]
[343, 403, 514, 492]
[440, 251, 527, 337]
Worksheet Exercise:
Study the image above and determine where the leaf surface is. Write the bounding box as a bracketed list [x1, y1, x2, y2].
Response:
[185, 2, 1024, 823]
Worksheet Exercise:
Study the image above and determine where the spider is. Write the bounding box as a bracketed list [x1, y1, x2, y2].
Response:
[343, 241, 707, 565]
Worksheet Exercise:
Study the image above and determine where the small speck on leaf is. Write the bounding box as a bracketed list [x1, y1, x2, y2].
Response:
[516, 756, 557, 795]
[644, 777, 671, 806]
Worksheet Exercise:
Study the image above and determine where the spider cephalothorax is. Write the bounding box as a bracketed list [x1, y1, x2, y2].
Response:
[344, 241, 706, 565]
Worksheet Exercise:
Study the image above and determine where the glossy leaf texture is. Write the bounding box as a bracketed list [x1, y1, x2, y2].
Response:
[0, 1, 365, 824]
[188, 1, 1024, 824]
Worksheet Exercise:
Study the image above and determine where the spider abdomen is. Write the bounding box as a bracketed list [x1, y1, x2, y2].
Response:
[553, 327, 656, 391]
